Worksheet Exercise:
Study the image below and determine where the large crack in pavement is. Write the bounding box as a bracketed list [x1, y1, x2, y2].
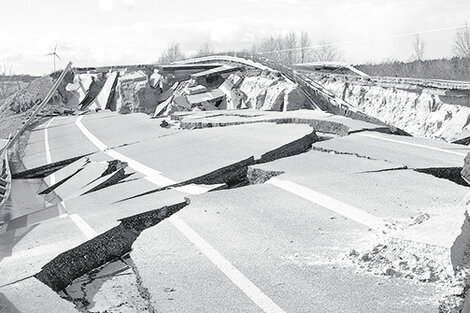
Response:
[27, 125, 320, 311]
[35, 200, 189, 292]
[23, 119, 468, 312]
[62, 254, 155, 313]
[12, 154, 92, 179]
[117, 129, 318, 203]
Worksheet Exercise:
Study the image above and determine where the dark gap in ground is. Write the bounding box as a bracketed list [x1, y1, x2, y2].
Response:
[35, 200, 189, 292]
[311, 146, 396, 163]
[33, 129, 323, 308]
[84, 160, 128, 187]
[39, 167, 86, 195]
[117, 129, 318, 203]
[82, 170, 134, 196]
[358, 166, 469, 187]
[452, 136, 470, 146]
[415, 167, 469, 187]
[12, 154, 91, 179]
[355, 166, 408, 174]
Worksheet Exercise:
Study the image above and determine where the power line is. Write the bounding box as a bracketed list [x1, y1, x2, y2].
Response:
[253, 24, 468, 54]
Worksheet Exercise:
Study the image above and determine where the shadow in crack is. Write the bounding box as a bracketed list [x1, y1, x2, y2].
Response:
[115, 130, 319, 204]
[415, 167, 469, 187]
[356, 166, 469, 187]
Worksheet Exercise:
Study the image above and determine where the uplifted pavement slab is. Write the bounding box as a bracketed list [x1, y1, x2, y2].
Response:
[173, 109, 390, 135]
[108, 122, 313, 182]
[131, 184, 445, 312]
[22, 117, 98, 170]
[81, 112, 181, 148]
[250, 148, 469, 222]
[314, 131, 470, 168]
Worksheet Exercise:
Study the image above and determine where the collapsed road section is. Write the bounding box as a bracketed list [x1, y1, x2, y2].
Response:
[1, 56, 470, 313]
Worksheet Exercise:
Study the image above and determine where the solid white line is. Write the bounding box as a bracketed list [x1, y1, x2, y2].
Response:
[69, 214, 98, 239]
[76, 114, 284, 313]
[43, 117, 97, 238]
[268, 178, 388, 233]
[170, 216, 286, 313]
[75, 116, 208, 194]
[357, 133, 467, 157]
[44, 117, 57, 185]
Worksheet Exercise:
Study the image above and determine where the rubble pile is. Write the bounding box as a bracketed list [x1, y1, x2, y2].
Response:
[349, 238, 470, 312]
[63, 63, 309, 119]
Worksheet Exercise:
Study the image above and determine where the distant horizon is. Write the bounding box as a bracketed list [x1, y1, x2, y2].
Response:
[1, 0, 469, 75]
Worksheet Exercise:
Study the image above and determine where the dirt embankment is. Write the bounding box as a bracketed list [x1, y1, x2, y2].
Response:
[0, 74, 74, 139]
[305, 73, 470, 142]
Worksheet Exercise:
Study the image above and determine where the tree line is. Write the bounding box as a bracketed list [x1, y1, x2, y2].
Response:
[157, 24, 470, 80]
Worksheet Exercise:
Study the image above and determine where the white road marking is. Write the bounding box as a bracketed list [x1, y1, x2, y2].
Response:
[44, 117, 56, 185]
[357, 133, 468, 157]
[170, 215, 286, 313]
[76, 114, 285, 313]
[69, 214, 98, 239]
[43, 117, 97, 238]
[58, 201, 68, 218]
[268, 178, 388, 233]
[75, 116, 208, 194]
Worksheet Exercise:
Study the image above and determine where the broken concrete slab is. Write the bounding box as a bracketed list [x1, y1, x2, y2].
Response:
[131, 183, 444, 312]
[251, 148, 469, 221]
[153, 95, 174, 117]
[53, 162, 110, 200]
[314, 131, 470, 168]
[190, 64, 240, 80]
[35, 200, 189, 292]
[186, 89, 226, 107]
[108, 122, 314, 182]
[117, 71, 161, 114]
[218, 74, 244, 110]
[174, 109, 389, 136]
[183, 85, 207, 95]
[87, 72, 119, 111]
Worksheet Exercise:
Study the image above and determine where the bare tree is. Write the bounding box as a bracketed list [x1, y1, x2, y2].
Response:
[196, 42, 214, 57]
[454, 23, 470, 59]
[311, 41, 342, 62]
[255, 35, 281, 63]
[282, 32, 298, 66]
[0, 61, 14, 100]
[299, 31, 312, 63]
[413, 34, 425, 61]
[158, 42, 185, 64]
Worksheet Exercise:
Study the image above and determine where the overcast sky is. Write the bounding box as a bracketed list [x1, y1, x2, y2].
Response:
[1, 0, 469, 75]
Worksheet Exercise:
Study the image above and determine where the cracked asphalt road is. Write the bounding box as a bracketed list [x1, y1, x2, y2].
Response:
[1, 110, 469, 312]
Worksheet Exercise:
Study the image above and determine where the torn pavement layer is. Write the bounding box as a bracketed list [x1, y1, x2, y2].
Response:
[34, 200, 189, 292]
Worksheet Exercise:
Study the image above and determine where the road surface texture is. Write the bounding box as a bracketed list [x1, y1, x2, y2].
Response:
[1, 109, 469, 313]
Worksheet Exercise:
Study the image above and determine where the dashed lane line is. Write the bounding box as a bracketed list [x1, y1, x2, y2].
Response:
[170, 215, 286, 313]
[267, 177, 388, 233]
